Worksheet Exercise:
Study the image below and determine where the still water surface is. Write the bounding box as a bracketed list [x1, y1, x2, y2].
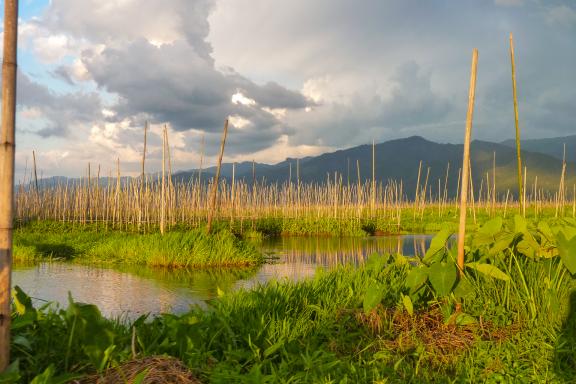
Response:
[12, 235, 432, 318]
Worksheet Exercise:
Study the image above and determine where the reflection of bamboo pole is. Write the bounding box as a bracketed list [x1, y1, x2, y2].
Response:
[207, 119, 229, 234]
[457, 48, 479, 279]
[0, 0, 18, 370]
[510, 33, 523, 213]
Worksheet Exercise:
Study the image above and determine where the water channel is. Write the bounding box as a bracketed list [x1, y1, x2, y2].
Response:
[12, 235, 432, 319]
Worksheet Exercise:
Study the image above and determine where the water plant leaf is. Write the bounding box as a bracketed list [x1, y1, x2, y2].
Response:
[366, 252, 387, 271]
[514, 214, 528, 234]
[557, 232, 576, 275]
[427, 262, 457, 296]
[516, 237, 538, 259]
[12, 335, 32, 350]
[455, 313, 477, 326]
[423, 227, 453, 265]
[401, 294, 414, 317]
[537, 221, 555, 243]
[363, 282, 385, 313]
[405, 267, 428, 293]
[489, 233, 515, 256]
[0, 359, 21, 383]
[453, 278, 475, 300]
[473, 217, 503, 246]
[466, 262, 510, 281]
[12, 285, 34, 316]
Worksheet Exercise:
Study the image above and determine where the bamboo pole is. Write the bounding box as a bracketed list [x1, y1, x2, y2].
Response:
[160, 126, 166, 234]
[510, 33, 523, 213]
[371, 139, 376, 212]
[457, 48, 479, 279]
[206, 119, 229, 234]
[0, 0, 18, 371]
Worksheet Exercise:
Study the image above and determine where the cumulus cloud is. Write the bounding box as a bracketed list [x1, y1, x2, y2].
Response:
[20, 0, 313, 158]
[15, 72, 104, 137]
[7, 0, 576, 179]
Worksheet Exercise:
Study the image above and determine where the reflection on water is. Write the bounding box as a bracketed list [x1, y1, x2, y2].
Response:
[12, 263, 259, 318]
[12, 235, 433, 318]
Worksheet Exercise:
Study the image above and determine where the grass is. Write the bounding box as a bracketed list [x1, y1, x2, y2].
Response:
[13, 221, 263, 268]
[5, 226, 576, 382]
[5, 215, 576, 382]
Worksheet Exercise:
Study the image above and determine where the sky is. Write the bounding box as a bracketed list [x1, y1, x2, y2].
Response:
[1, 0, 575, 180]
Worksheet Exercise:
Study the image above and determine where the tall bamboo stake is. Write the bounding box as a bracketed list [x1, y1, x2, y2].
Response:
[457, 48, 479, 279]
[160, 126, 166, 234]
[510, 33, 523, 213]
[138, 122, 148, 229]
[206, 119, 229, 234]
[371, 139, 376, 212]
[0, 0, 18, 371]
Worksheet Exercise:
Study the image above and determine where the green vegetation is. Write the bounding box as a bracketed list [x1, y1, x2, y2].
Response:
[13, 222, 262, 268]
[4, 215, 576, 382]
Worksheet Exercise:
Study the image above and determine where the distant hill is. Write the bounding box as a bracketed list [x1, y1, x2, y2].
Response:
[501, 135, 576, 163]
[175, 136, 575, 199]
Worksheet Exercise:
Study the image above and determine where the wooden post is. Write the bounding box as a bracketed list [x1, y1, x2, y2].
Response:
[0, 0, 19, 371]
[457, 49, 479, 279]
[206, 119, 229, 234]
[510, 33, 523, 213]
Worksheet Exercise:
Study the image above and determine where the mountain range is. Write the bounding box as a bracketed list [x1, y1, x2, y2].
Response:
[175, 136, 574, 199]
[33, 135, 575, 199]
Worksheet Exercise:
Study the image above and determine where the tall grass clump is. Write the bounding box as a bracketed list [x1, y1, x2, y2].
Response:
[86, 230, 262, 268]
[12, 221, 262, 268]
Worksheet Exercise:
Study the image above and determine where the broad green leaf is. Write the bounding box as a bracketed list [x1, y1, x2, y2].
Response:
[489, 233, 515, 256]
[537, 221, 555, 243]
[0, 359, 21, 383]
[423, 227, 453, 264]
[30, 365, 55, 384]
[428, 262, 457, 296]
[557, 232, 576, 274]
[363, 282, 385, 313]
[12, 286, 34, 316]
[466, 262, 510, 281]
[366, 253, 388, 270]
[453, 278, 475, 300]
[405, 267, 428, 293]
[560, 226, 576, 241]
[455, 313, 477, 326]
[516, 238, 537, 259]
[401, 294, 414, 317]
[394, 253, 409, 266]
[473, 217, 503, 246]
[514, 214, 528, 234]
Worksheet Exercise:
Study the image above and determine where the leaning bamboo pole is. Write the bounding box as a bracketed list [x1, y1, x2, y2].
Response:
[206, 119, 229, 234]
[457, 48, 479, 279]
[510, 33, 523, 213]
[0, 0, 18, 371]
